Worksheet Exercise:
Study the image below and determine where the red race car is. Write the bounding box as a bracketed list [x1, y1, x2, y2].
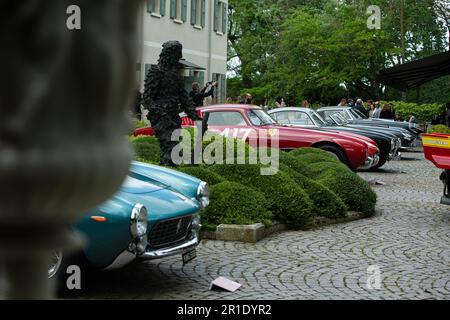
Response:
[134, 104, 380, 170]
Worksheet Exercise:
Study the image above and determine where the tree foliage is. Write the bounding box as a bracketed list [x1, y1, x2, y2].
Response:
[227, 0, 449, 105]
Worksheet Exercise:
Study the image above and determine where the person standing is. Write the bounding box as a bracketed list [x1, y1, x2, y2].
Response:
[353, 99, 368, 117]
[275, 97, 286, 108]
[244, 93, 253, 105]
[301, 100, 310, 108]
[380, 104, 393, 119]
[367, 100, 375, 118]
[347, 98, 355, 108]
[372, 102, 382, 118]
[189, 81, 216, 107]
[338, 99, 347, 107]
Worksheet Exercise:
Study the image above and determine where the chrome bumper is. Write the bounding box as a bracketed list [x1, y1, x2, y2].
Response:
[138, 234, 200, 260]
[358, 153, 380, 170]
[104, 233, 200, 270]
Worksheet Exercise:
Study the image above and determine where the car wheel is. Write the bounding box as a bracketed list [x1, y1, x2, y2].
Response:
[317, 145, 349, 166]
[48, 250, 64, 279]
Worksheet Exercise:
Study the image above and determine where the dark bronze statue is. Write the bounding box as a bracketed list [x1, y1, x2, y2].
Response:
[143, 41, 200, 166]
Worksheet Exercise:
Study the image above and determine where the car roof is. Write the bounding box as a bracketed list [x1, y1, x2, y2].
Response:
[318, 106, 350, 110]
[198, 104, 262, 111]
[268, 107, 311, 113]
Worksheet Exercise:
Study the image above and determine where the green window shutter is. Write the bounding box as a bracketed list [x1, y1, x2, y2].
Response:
[182, 0, 188, 22]
[200, 0, 206, 28]
[191, 0, 197, 25]
[147, 0, 153, 13]
[222, 3, 227, 34]
[160, 0, 166, 16]
[213, 0, 219, 32]
[170, 0, 176, 18]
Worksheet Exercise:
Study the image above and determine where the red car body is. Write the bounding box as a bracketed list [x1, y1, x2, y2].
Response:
[134, 104, 379, 170]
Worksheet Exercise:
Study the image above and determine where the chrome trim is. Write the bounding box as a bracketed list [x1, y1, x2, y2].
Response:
[196, 181, 210, 210]
[139, 234, 200, 260]
[358, 153, 380, 170]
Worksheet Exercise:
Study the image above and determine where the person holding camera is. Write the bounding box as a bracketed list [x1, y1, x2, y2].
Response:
[189, 81, 218, 107]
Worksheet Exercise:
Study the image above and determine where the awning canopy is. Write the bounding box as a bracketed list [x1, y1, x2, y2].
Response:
[377, 51, 450, 91]
[179, 59, 206, 70]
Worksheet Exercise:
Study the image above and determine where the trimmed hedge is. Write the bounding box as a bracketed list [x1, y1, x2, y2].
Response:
[280, 164, 347, 218]
[210, 163, 314, 228]
[289, 147, 337, 158]
[202, 181, 273, 230]
[288, 148, 341, 166]
[429, 125, 450, 134]
[130, 136, 161, 164]
[177, 166, 225, 186]
[304, 162, 377, 213]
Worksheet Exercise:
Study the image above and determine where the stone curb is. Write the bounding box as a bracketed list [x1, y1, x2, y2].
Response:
[201, 211, 373, 243]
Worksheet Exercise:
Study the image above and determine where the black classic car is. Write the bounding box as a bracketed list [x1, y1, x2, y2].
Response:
[317, 106, 418, 149]
[268, 107, 402, 169]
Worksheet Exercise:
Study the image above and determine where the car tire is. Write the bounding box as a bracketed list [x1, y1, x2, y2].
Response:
[48, 250, 88, 296]
[317, 145, 349, 167]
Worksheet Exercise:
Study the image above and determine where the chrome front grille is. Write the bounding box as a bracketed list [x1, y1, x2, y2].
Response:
[148, 216, 193, 248]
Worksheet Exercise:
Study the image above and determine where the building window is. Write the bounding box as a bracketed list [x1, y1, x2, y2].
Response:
[147, 0, 166, 17]
[191, 0, 206, 28]
[214, 0, 227, 35]
[170, 0, 187, 23]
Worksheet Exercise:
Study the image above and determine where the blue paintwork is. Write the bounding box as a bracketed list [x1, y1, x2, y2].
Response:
[73, 162, 202, 268]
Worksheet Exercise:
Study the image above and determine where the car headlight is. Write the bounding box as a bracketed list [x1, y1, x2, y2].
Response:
[130, 204, 148, 238]
[197, 181, 210, 209]
[390, 138, 396, 152]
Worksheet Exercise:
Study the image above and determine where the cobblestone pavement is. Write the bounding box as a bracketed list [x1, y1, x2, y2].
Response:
[67, 150, 449, 300]
[2, 150, 448, 300]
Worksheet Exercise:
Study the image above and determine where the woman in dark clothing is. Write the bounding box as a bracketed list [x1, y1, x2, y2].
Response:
[379, 104, 393, 119]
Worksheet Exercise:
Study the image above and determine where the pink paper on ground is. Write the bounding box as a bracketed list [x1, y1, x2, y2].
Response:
[210, 277, 242, 292]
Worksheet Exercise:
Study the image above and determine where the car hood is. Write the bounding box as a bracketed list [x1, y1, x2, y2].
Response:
[316, 126, 391, 142]
[119, 175, 166, 194]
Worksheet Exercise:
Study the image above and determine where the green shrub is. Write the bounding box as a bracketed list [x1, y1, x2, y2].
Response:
[174, 127, 253, 165]
[279, 164, 347, 218]
[289, 147, 336, 157]
[209, 164, 314, 228]
[130, 136, 161, 164]
[429, 125, 450, 134]
[288, 148, 341, 168]
[177, 166, 225, 186]
[304, 162, 377, 213]
[202, 181, 273, 230]
[382, 101, 445, 123]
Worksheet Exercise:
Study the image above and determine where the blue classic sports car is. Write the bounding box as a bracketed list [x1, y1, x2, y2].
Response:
[48, 161, 209, 279]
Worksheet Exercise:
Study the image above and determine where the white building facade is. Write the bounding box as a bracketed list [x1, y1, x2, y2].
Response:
[137, 0, 228, 103]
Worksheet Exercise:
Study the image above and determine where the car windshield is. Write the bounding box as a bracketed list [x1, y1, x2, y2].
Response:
[248, 109, 278, 126]
[333, 113, 350, 125]
[328, 113, 343, 125]
[310, 111, 327, 126]
[350, 108, 367, 119]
